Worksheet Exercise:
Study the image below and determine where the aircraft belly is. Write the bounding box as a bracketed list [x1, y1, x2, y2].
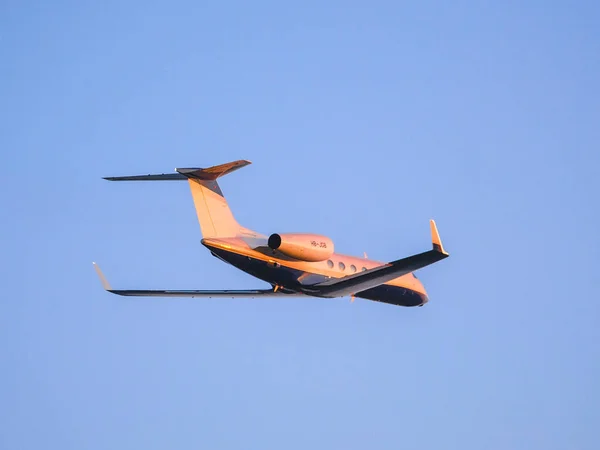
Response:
[355, 285, 427, 307]
[208, 246, 318, 289]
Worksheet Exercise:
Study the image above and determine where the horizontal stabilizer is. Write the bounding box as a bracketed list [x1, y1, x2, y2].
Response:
[92, 262, 298, 298]
[103, 160, 251, 182]
[103, 173, 187, 181]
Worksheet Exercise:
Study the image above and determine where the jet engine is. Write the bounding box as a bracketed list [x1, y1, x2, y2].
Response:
[267, 233, 334, 262]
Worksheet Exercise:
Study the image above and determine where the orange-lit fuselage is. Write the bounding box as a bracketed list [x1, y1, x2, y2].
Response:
[202, 237, 428, 307]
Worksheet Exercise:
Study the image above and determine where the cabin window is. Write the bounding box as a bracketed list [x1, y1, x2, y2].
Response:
[339, 262, 346, 271]
[350, 264, 357, 273]
[327, 260, 334, 268]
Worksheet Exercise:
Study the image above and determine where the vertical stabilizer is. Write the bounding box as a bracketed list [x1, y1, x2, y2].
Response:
[176, 160, 252, 239]
[185, 177, 242, 238]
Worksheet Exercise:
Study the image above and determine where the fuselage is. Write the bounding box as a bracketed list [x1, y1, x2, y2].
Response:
[202, 237, 429, 307]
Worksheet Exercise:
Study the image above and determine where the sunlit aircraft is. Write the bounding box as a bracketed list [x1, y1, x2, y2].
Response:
[93, 160, 449, 307]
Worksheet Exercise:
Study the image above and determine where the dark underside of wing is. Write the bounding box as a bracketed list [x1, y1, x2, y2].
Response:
[107, 289, 300, 297]
[93, 263, 301, 298]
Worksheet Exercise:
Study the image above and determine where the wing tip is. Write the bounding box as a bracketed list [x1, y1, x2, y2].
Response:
[92, 262, 113, 291]
[430, 219, 449, 256]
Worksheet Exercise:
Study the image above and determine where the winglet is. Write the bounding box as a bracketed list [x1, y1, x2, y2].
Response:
[430, 220, 448, 255]
[92, 262, 112, 290]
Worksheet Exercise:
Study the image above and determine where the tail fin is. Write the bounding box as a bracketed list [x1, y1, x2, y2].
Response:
[180, 160, 251, 238]
[104, 159, 253, 238]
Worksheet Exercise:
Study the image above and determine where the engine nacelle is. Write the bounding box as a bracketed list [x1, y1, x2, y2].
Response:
[267, 233, 334, 262]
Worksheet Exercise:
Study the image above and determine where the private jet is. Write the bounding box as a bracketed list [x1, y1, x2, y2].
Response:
[93, 160, 449, 307]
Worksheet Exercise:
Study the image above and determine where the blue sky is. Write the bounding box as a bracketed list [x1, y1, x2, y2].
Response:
[1, 1, 599, 448]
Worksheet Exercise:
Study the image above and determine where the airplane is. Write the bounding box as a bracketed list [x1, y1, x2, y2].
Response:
[93, 159, 449, 307]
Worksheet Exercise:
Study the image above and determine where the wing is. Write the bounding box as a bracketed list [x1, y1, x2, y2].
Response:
[92, 263, 300, 298]
[305, 220, 449, 298]
[105, 289, 289, 297]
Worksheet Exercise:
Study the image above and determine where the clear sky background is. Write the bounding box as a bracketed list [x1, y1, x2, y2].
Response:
[1, 1, 599, 449]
